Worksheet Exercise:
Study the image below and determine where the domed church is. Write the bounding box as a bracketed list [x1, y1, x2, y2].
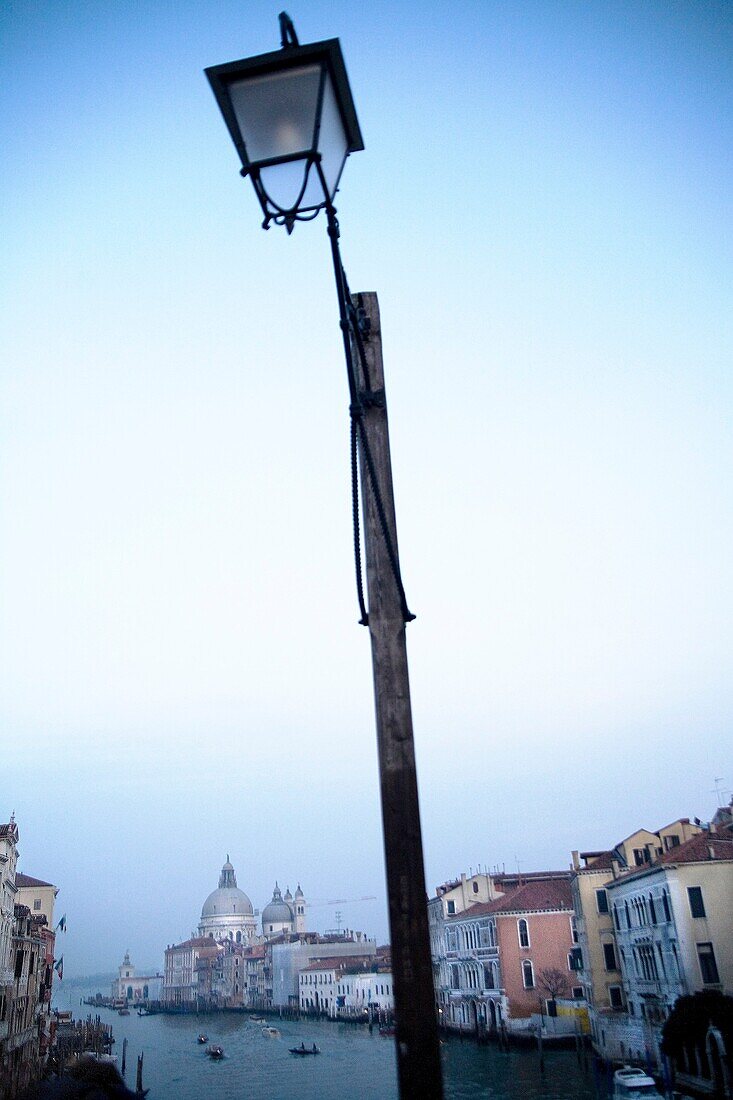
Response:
[261, 882, 306, 936]
[198, 857, 258, 944]
[197, 857, 307, 944]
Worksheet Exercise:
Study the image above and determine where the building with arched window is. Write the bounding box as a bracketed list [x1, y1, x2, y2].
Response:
[111, 951, 162, 1003]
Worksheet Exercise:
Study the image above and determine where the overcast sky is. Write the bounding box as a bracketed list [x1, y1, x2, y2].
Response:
[2, 0, 731, 976]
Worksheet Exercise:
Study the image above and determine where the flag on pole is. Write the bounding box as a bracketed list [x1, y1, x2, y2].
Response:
[54, 956, 64, 981]
[55, 915, 67, 933]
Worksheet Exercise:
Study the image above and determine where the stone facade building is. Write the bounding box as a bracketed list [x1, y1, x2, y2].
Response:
[0, 819, 58, 1098]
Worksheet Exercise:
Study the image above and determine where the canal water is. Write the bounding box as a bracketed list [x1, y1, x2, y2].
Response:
[55, 986, 606, 1099]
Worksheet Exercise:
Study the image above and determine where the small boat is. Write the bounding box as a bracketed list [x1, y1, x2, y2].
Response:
[379, 1025, 396, 1037]
[261, 1026, 280, 1038]
[137, 1009, 150, 1017]
[197, 1034, 208, 1044]
[249, 1015, 265, 1023]
[289, 1042, 319, 1056]
[118, 1008, 130, 1016]
[206, 1045, 224, 1059]
[612, 1067, 664, 1099]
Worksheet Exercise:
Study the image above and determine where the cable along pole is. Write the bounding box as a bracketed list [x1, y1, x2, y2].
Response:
[348, 289, 444, 1099]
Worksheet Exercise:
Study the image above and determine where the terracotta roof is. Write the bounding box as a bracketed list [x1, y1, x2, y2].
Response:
[494, 870, 570, 884]
[167, 936, 222, 952]
[16, 873, 55, 889]
[659, 831, 733, 865]
[467, 878, 573, 916]
[577, 851, 615, 870]
[608, 833, 733, 887]
[301, 957, 353, 973]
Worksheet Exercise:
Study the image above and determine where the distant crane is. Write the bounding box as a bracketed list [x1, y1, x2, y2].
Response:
[306, 895, 377, 908]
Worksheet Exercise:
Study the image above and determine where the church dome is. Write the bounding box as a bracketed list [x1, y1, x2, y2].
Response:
[262, 883, 293, 926]
[201, 857, 253, 920]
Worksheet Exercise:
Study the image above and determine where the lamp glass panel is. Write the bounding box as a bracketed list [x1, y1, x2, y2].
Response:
[228, 64, 321, 164]
[317, 70, 349, 199]
[258, 158, 323, 212]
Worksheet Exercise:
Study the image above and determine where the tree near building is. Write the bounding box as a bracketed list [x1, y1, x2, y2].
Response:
[538, 967, 571, 1002]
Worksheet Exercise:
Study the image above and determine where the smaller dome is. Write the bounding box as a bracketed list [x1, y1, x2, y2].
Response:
[284, 887, 293, 902]
[262, 883, 294, 926]
[294, 883, 304, 898]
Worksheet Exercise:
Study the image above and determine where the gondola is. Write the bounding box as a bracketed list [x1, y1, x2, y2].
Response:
[289, 1042, 319, 1056]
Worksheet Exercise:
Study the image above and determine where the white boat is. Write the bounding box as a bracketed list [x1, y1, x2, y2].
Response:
[613, 1066, 664, 1099]
[261, 1026, 280, 1038]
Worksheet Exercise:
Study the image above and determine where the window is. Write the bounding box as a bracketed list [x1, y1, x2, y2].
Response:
[517, 919, 530, 948]
[688, 887, 706, 918]
[522, 960, 535, 989]
[656, 943, 666, 977]
[697, 943, 720, 985]
[662, 891, 671, 923]
[664, 834, 680, 850]
[472, 881, 479, 893]
[596, 889, 609, 914]
[633, 848, 646, 866]
[569, 947, 583, 971]
[648, 896, 657, 925]
[446, 900, 455, 915]
[33, 899, 41, 911]
[613, 904, 621, 930]
[609, 986, 623, 1009]
[573, 986, 584, 1000]
[483, 963, 495, 989]
[603, 942, 617, 971]
[450, 964, 460, 990]
[570, 917, 579, 944]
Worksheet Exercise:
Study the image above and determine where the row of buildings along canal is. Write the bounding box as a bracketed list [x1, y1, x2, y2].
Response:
[3, 801, 732, 1097]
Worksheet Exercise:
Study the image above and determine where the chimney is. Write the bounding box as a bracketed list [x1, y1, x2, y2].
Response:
[611, 860, 620, 879]
[708, 844, 716, 860]
[571, 851, 580, 871]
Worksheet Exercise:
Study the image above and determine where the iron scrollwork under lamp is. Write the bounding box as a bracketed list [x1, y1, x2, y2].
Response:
[205, 13, 364, 232]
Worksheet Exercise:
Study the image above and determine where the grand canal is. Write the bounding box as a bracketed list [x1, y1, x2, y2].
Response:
[55, 985, 608, 1099]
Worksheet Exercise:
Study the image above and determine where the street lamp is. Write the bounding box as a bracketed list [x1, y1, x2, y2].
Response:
[205, 15, 443, 1099]
[205, 13, 363, 233]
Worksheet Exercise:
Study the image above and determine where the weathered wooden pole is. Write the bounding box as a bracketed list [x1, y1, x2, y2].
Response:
[135, 1052, 144, 1095]
[350, 291, 443, 1099]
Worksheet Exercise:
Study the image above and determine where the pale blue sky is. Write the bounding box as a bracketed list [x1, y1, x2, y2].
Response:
[2, 1, 731, 975]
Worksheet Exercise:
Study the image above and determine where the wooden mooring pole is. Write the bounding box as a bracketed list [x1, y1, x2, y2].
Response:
[350, 291, 443, 1099]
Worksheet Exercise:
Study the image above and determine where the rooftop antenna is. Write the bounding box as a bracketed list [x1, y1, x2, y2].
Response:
[712, 778, 729, 807]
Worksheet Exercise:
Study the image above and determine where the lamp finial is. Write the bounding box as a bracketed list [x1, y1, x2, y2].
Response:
[278, 12, 299, 49]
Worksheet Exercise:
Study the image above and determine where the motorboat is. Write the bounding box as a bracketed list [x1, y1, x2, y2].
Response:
[262, 1026, 281, 1038]
[613, 1066, 664, 1098]
[197, 1034, 208, 1044]
[249, 1015, 265, 1023]
[206, 1045, 224, 1059]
